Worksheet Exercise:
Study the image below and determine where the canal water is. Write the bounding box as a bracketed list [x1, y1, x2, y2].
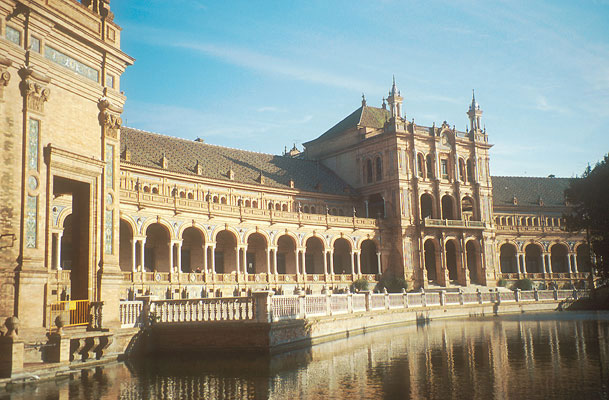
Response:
[2, 311, 608, 399]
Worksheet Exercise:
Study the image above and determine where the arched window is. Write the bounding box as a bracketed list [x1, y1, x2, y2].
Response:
[459, 158, 466, 182]
[466, 159, 474, 183]
[417, 153, 425, 178]
[426, 154, 434, 179]
[365, 159, 373, 183]
[375, 156, 383, 181]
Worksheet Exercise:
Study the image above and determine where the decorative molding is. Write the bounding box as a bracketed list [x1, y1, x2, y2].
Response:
[19, 67, 51, 113]
[0, 57, 11, 99]
[98, 97, 123, 139]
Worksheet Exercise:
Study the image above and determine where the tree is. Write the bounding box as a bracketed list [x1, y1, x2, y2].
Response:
[564, 154, 609, 281]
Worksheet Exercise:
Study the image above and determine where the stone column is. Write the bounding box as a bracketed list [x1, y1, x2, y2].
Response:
[169, 242, 175, 272]
[131, 239, 136, 272]
[546, 254, 553, 274]
[324, 251, 329, 275]
[266, 248, 271, 275]
[567, 254, 573, 274]
[176, 241, 182, 272]
[203, 244, 208, 273]
[572, 254, 578, 273]
[377, 252, 382, 275]
[141, 239, 146, 271]
[55, 232, 63, 270]
[274, 249, 279, 275]
[295, 250, 300, 275]
[329, 250, 335, 275]
[354, 251, 361, 275]
[236, 246, 242, 274]
[521, 253, 527, 274]
[211, 245, 216, 274]
[350, 251, 355, 275]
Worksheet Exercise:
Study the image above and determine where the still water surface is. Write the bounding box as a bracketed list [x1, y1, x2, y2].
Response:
[3, 311, 608, 399]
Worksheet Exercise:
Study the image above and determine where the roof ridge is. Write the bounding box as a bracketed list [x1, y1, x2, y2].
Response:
[122, 126, 285, 158]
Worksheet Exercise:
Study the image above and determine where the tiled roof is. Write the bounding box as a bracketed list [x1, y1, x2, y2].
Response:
[120, 127, 353, 196]
[491, 176, 571, 208]
[305, 106, 390, 145]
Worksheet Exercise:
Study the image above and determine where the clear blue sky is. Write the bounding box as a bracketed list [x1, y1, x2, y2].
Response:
[112, 0, 609, 178]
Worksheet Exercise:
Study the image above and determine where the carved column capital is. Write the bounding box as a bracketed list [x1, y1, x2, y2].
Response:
[18, 67, 51, 113]
[0, 58, 11, 100]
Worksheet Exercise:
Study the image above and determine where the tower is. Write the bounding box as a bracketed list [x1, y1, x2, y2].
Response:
[467, 90, 483, 132]
[386, 76, 404, 119]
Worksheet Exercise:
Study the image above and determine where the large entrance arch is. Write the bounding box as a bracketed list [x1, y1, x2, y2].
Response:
[360, 240, 379, 274]
[333, 238, 351, 274]
[305, 237, 325, 274]
[424, 239, 437, 282]
[144, 223, 171, 272]
[277, 235, 297, 274]
[246, 233, 268, 274]
[215, 230, 237, 274]
[525, 244, 543, 273]
[182, 227, 205, 273]
[499, 243, 518, 273]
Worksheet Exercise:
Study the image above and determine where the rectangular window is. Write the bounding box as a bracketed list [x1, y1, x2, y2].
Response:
[441, 159, 448, 179]
[6, 26, 21, 45]
[44, 45, 99, 82]
[30, 36, 41, 52]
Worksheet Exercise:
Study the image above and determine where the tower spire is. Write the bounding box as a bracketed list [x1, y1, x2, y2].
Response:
[387, 76, 404, 119]
[467, 89, 483, 133]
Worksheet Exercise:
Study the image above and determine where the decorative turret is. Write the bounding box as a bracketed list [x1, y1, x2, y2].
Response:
[467, 89, 483, 133]
[386, 76, 404, 119]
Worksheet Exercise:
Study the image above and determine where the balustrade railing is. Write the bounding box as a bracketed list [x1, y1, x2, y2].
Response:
[118, 288, 588, 327]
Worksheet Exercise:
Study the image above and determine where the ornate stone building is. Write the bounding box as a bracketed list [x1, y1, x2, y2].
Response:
[0, 0, 590, 342]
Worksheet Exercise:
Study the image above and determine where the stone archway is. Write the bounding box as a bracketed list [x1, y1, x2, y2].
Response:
[499, 243, 518, 273]
[332, 238, 351, 274]
[525, 244, 543, 274]
[144, 223, 171, 272]
[246, 233, 268, 274]
[181, 227, 205, 273]
[421, 193, 434, 220]
[119, 219, 133, 272]
[424, 239, 437, 282]
[305, 237, 325, 274]
[277, 235, 297, 274]
[215, 230, 238, 274]
[550, 244, 569, 273]
[441, 195, 456, 220]
[445, 240, 459, 281]
[360, 240, 378, 274]
[466, 240, 481, 284]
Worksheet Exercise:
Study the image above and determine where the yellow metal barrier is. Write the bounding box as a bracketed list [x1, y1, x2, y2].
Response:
[49, 300, 90, 329]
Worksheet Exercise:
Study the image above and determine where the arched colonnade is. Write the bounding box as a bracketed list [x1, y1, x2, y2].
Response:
[498, 241, 591, 275]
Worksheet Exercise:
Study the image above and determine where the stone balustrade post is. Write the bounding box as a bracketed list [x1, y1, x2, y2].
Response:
[365, 291, 372, 312]
[534, 287, 539, 301]
[298, 294, 306, 319]
[515, 289, 521, 302]
[459, 288, 464, 305]
[553, 287, 558, 301]
[402, 288, 408, 309]
[477, 288, 483, 304]
[0, 317, 24, 378]
[495, 288, 501, 305]
[440, 290, 446, 306]
[421, 288, 427, 308]
[347, 292, 353, 314]
[252, 291, 274, 323]
[325, 291, 332, 316]
[384, 288, 389, 310]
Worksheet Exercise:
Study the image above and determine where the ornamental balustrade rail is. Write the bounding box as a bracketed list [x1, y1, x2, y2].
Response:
[119, 288, 589, 327]
[119, 186, 378, 230]
[424, 218, 487, 229]
[120, 271, 378, 285]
